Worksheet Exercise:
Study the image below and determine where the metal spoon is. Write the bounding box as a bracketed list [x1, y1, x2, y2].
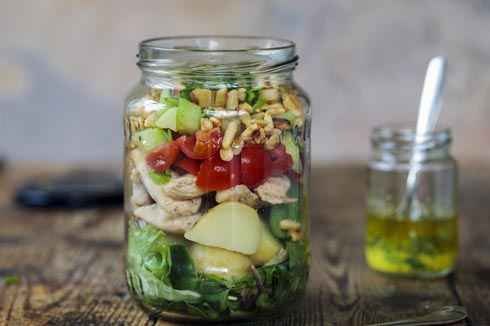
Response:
[367, 305, 467, 326]
[396, 56, 448, 218]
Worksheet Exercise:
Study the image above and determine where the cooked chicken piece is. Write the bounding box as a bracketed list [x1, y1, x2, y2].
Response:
[255, 176, 297, 205]
[216, 185, 260, 208]
[131, 177, 152, 207]
[163, 174, 207, 200]
[129, 167, 152, 207]
[134, 204, 201, 234]
[130, 149, 201, 217]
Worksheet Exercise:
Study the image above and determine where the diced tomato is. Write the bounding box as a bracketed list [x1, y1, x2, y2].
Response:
[270, 144, 293, 176]
[174, 157, 200, 176]
[240, 144, 272, 188]
[196, 153, 240, 191]
[146, 141, 180, 173]
[176, 128, 222, 160]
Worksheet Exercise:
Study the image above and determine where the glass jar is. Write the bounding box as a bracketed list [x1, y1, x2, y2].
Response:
[123, 36, 311, 322]
[365, 126, 458, 278]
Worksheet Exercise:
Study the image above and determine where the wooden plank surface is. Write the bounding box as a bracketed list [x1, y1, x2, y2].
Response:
[0, 163, 488, 325]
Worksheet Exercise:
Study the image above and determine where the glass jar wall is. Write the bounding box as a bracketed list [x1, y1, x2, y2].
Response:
[365, 127, 458, 278]
[123, 36, 311, 322]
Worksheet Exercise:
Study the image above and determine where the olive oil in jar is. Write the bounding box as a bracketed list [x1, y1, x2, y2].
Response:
[366, 126, 458, 277]
[366, 213, 457, 276]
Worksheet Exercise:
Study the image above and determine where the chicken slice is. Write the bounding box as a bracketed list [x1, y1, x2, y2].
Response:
[130, 168, 152, 207]
[163, 174, 207, 200]
[255, 176, 297, 205]
[130, 149, 201, 217]
[134, 204, 201, 234]
[216, 185, 260, 208]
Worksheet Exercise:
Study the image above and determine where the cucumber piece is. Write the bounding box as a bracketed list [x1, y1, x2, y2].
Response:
[176, 98, 202, 134]
[134, 128, 171, 152]
[149, 170, 171, 185]
[156, 107, 178, 131]
[281, 131, 301, 173]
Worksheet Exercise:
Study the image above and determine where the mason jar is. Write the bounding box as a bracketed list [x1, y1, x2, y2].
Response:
[365, 126, 458, 278]
[123, 36, 311, 321]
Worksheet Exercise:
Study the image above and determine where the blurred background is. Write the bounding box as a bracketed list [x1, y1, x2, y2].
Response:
[1, 0, 490, 164]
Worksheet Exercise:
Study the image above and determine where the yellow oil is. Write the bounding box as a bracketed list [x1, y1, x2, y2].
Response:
[365, 213, 458, 277]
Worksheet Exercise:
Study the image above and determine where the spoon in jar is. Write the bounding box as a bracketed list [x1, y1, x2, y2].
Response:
[366, 305, 467, 326]
[396, 56, 448, 219]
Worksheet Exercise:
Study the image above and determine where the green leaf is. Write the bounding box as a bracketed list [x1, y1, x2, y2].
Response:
[126, 223, 202, 305]
[128, 269, 201, 304]
[277, 111, 296, 125]
[287, 241, 307, 270]
[160, 89, 179, 108]
[268, 183, 302, 239]
[3, 275, 20, 285]
[253, 96, 267, 111]
[269, 205, 290, 239]
[169, 245, 199, 290]
[246, 89, 259, 105]
[149, 170, 171, 185]
[127, 223, 171, 281]
[281, 131, 302, 173]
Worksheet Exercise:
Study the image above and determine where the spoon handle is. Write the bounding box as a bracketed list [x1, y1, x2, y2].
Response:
[366, 305, 467, 326]
[397, 57, 447, 217]
[416, 56, 447, 135]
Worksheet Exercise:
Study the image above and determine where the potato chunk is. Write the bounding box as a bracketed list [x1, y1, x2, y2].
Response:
[184, 202, 262, 255]
[190, 244, 252, 279]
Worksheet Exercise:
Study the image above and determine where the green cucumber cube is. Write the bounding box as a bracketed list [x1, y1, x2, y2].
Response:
[176, 98, 202, 134]
[156, 107, 178, 131]
[134, 128, 171, 152]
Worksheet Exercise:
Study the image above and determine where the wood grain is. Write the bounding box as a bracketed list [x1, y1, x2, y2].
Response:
[0, 163, 487, 325]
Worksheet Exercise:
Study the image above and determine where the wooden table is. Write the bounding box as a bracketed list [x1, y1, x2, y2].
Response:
[0, 163, 489, 325]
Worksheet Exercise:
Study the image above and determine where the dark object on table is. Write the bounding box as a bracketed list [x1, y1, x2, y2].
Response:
[15, 170, 123, 208]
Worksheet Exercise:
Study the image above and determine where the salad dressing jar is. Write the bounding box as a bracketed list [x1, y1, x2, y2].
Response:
[123, 36, 311, 321]
[365, 126, 458, 278]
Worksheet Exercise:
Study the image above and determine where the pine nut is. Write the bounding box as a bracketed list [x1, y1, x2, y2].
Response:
[279, 219, 301, 231]
[222, 120, 240, 149]
[226, 89, 239, 110]
[215, 88, 227, 107]
[220, 148, 234, 161]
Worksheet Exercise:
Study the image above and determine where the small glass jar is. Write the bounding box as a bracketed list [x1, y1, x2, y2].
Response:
[123, 36, 311, 322]
[365, 126, 458, 278]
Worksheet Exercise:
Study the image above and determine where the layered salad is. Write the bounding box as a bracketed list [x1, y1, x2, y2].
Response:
[124, 83, 309, 319]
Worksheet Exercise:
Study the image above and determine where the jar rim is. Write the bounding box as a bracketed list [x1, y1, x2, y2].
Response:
[137, 35, 298, 75]
[371, 125, 452, 151]
[139, 35, 296, 53]
[139, 35, 296, 52]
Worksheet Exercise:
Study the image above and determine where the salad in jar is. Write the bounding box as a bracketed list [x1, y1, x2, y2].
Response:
[124, 38, 310, 321]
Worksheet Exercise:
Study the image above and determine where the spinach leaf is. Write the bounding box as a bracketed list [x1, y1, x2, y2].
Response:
[127, 222, 171, 281]
[246, 88, 259, 105]
[169, 245, 199, 290]
[268, 181, 302, 239]
[253, 96, 267, 111]
[127, 222, 202, 305]
[127, 269, 201, 305]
